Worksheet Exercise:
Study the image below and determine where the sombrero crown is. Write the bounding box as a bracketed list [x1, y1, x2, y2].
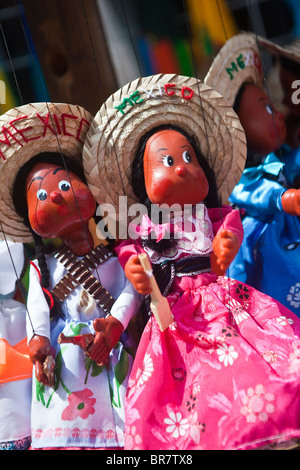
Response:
[83, 73, 246, 215]
[257, 36, 300, 116]
[0, 102, 92, 242]
[204, 33, 264, 107]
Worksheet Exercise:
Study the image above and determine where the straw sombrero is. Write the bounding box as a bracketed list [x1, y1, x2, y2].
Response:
[204, 33, 264, 107]
[83, 74, 247, 221]
[257, 36, 300, 64]
[257, 36, 300, 116]
[0, 102, 92, 242]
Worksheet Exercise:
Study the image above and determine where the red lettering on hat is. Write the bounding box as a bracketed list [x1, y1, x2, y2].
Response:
[181, 87, 194, 100]
[0, 126, 23, 160]
[36, 113, 56, 136]
[164, 83, 176, 96]
[76, 118, 90, 143]
[10, 116, 40, 143]
[61, 114, 78, 138]
[254, 52, 262, 76]
[53, 114, 62, 134]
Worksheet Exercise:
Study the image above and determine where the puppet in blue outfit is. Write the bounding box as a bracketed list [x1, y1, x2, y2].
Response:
[205, 33, 300, 316]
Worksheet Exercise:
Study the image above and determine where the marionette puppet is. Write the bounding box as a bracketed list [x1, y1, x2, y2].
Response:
[0, 241, 32, 450]
[0, 102, 141, 450]
[257, 36, 300, 153]
[83, 73, 300, 450]
[205, 33, 300, 316]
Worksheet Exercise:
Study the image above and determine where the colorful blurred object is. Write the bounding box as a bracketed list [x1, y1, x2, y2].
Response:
[186, 0, 238, 61]
[0, 67, 17, 114]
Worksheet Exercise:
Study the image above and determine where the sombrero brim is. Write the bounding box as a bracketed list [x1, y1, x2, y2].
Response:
[83, 74, 246, 219]
[257, 35, 300, 64]
[204, 32, 264, 107]
[0, 102, 92, 242]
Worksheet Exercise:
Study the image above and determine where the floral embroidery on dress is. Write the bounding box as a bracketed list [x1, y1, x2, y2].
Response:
[276, 316, 294, 326]
[32, 427, 118, 443]
[240, 385, 276, 423]
[225, 298, 250, 325]
[216, 343, 238, 367]
[136, 353, 154, 386]
[125, 425, 143, 450]
[61, 388, 96, 421]
[287, 283, 300, 310]
[164, 411, 189, 439]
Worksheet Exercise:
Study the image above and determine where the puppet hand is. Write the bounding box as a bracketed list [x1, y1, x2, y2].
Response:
[125, 255, 152, 295]
[212, 229, 240, 275]
[28, 334, 52, 385]
[87, 316, 124, 366]
[281, 189, 300, 215]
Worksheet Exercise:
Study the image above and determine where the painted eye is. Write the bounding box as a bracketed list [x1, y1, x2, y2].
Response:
[163, 155, 174, 167]
[182, 151, 192, 163]
[58, 180, 71, 191]
[37, 189, 48, 201]
[266, 103, 273, 114]
[285, 242, 299, 251]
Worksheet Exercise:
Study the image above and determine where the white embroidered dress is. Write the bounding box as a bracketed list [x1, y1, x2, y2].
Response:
[27, 251, 141, 449]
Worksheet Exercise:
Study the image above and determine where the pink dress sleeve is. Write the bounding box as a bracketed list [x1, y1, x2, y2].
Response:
[115, 239, 145, 269]
[208, 205, 244, 246]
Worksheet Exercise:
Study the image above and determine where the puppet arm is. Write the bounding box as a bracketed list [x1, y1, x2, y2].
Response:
[26, 261, 53, 385]
[281, 189, 300, 215]
[87, 256, 143, 365]
[209, 206, 243, 276]
[230, 174, 286, 218]
[115, 240, 151, 295]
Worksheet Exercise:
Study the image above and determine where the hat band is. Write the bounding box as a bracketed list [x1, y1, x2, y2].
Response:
[114, 81, 195, 116]
[225, 49, 262, 81]
[0, 112, 90, 161]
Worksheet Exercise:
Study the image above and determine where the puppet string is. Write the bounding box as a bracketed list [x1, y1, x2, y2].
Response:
[182, 0, 237, 321]
[15, 0, 95, 254]
[81, 0, 142, 244]
[0, 1, 102, 334]
[247, 0, 300, 239]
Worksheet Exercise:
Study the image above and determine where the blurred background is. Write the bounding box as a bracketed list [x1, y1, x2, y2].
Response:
[0, 0, 299, 116]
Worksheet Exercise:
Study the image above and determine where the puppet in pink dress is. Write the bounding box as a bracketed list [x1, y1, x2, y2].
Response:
[116, 128, 300, 451]
[82, 74, 300, 450]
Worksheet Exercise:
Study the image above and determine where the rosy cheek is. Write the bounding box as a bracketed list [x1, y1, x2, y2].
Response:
[74, 188, 96, 218]
[147, 175, 173, 204]
[29, 208, 57, 238]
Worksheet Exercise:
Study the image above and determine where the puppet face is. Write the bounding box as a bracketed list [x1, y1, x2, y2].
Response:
[237, 83, 286, 156]
[26, 162, 96, 239]
[143, 129, 209, 207]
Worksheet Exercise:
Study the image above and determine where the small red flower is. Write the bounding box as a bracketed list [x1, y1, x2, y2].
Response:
[61, 388, 96, 421]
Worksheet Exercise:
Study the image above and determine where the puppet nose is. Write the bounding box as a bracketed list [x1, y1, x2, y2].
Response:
[175, 165, 187, 177]
[50, 191, 63, 204]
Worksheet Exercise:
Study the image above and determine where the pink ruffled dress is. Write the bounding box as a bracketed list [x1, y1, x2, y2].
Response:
[116, 205, 300, 450]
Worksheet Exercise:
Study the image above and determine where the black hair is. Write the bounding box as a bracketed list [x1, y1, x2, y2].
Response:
[12, 152, 88, 317]
[233, 82, 250, 115]
[131, 124, 220, 253]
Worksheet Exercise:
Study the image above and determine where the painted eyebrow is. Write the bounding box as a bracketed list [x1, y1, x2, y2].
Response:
[156, 147, 168, 153]
[27, 176, 42, 191]
[53, 167, 65, 175]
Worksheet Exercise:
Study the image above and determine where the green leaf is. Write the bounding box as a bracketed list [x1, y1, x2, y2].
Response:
[91, 361, 105, 377]
[114, 349, 129, 387]
[70, 323, 88, 335]
[36, 378, 45, 406]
